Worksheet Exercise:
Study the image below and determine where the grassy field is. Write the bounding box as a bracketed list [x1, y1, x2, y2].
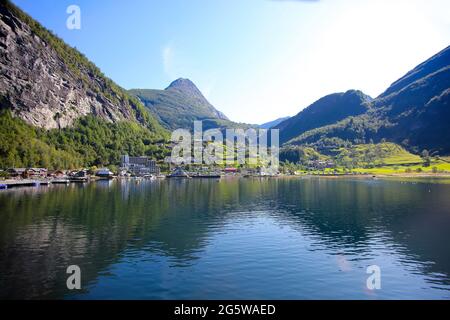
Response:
[296, 162, 450, 176]
[352, 161, 450, 175]
[294, 143, 450, 176]
[337, 143, 422, 165]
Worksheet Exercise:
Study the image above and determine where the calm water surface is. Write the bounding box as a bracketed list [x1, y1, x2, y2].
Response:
[1, 177, 450, 299]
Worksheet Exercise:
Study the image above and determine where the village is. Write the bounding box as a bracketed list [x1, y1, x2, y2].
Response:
[0, 154, 298, 190]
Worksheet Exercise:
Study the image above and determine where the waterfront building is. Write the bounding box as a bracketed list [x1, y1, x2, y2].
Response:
[7, 168, 27, 177]
[224, 168, 238, 174]
[7, 168, 47, 178]
[96, 168, 114, 178]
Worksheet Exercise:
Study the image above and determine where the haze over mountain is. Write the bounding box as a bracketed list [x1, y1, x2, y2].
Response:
[130, 79, 253, 131]
[283, 45, 450, 155]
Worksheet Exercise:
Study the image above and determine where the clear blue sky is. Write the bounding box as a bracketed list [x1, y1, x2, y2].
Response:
[12, 0, 450, 124]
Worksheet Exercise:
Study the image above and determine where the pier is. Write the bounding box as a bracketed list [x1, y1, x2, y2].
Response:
[0, 179, 51, 189]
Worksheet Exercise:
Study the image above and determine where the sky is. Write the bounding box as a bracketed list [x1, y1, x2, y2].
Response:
[12, 0, 450, 124]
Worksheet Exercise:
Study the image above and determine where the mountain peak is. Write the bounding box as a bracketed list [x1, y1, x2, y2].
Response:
[166, 78, 202, 95]
[275, 89, 371, 144]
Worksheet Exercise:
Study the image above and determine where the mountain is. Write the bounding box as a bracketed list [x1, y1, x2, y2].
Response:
[0, 1, 164, 131]
[275, 90, 372, 144]
[259, 117, 290, 129]
[165, 78, 229, 121]
[130, 79, 230, 130]
[0, 1, 168, 169]
[284, 45, 450, 155]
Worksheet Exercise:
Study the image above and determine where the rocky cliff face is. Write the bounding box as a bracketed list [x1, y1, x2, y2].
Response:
[0, 1, 148, 130]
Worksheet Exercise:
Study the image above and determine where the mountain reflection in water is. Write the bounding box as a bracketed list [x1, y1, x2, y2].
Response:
[0, 178, 449, 299]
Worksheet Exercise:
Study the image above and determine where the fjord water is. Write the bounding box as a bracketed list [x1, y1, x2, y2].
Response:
[1, 178, 450, 299]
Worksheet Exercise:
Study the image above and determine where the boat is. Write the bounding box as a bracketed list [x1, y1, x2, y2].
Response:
[191, 174, 222, 179]
[51, 179, 70, 184]
[69, 177, 89, 183]
[167, 167, 191, 178]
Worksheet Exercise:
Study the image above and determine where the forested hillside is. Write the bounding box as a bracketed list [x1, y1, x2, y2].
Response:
[0, 1, 169, 169]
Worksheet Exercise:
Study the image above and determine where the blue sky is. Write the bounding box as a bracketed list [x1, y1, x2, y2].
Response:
[12, 0, 450, 124]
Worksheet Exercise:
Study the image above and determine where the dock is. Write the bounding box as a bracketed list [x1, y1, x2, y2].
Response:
[1, 179, 51, 188]
[0, 178, 81, 189]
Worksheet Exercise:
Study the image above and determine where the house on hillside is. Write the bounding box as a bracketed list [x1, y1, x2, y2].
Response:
[307, 160, 335, 170]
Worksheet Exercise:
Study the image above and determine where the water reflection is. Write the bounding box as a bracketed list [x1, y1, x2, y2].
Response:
[0, 178, 449, 299]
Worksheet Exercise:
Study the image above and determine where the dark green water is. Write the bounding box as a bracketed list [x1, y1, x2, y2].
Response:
[1, 177, 450, 299]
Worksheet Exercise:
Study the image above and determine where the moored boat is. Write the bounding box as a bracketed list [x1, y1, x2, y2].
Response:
[167, 167, 191, 178]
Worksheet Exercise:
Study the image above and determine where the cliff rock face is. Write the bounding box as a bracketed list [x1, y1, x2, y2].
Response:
[0, 2, 143, 129]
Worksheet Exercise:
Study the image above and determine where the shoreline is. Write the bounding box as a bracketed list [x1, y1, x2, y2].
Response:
[295, 173, 450, 179]
[2, 172, 450, 190]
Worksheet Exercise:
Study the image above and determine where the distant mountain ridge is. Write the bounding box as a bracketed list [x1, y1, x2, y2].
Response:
[259, 117, 290, 129]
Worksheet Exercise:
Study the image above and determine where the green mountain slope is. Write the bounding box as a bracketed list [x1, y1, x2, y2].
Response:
[0, 110, 168, 169]
[280, 142, 422, 168]
[130, 79, 253, 131]
[275, 90, 372, 144]
[283, 46, 450, 155]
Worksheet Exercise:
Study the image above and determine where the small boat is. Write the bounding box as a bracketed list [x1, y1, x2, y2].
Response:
[69, 177, 89, 183]
[191, 174, 221, 179]
[167, 167, 191, 178]
[52, 179, 70, 184]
